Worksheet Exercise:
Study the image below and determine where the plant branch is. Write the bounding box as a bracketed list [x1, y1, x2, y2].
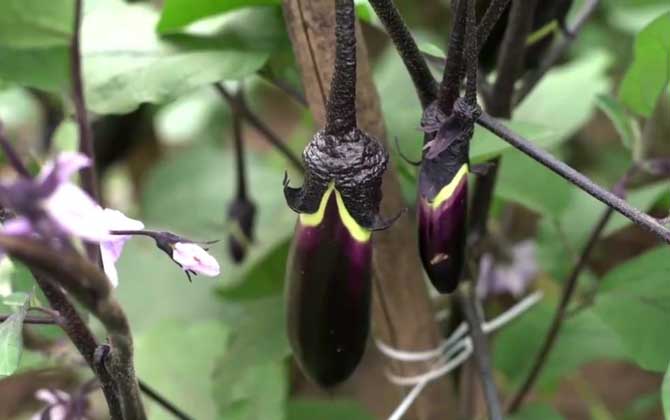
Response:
[70, 0, 98, 202]
[0, 313, 59, 324]
[257, 70, 308, 106]
[30, 270, 124, 419]
[232, 90, 248, 200]
[505, 205, 613, 413]
[487, 0, 537, 117]
[70, 0, 102, 266]
[477, 112, 670, 243]
[368, 0, 437, 108]
[0, 235, 146, 420]
[477, 0, 511, 48]
[214, 83, 303, 172]
[514, 0, 600, 105]
[457, 287, 503, 420]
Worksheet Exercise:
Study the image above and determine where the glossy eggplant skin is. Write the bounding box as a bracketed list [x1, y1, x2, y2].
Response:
[285, 185, 371, 387]
[418, 163, 468, 294]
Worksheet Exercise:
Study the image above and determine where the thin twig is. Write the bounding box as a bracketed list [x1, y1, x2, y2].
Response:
[487, 0, 538, 117]
[257, 70, 308, 106]
[70, 0, 102, 266]
[476, 112, 670, 243]
[232, 89, 248, 200]
[368, 0, 438, 108]
[138, 380, 195, 420]
[70, 0, 98, 201]
[0, 235, 146, 420]
[457, 287, 503, 420]
[505, 206, 613, 412]
[514, 0, 600, 105]
[214, 84, 303, 172]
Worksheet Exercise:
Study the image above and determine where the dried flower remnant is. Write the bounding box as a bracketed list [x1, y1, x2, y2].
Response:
[227, 196, 256, 263]
[476, 240, 538, 299]
[283, 0, 392, 387]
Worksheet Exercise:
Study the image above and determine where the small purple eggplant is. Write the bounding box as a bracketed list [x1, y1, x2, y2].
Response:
[283, 0, 392, 387]
[418, 100, 475, 293]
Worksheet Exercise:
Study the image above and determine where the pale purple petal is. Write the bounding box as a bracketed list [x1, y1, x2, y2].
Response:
[101, 244, 120, 288]
[42, 184, 111, 242]
[172, 242, 220, 276]
[100, 208, 144, 259]
[37, 152, 91, 184]
[2, 217, 33, 236]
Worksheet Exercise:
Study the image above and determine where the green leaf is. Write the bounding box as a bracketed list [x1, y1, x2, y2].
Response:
[495, 147, 573, 218]
[507, 403, 564, 420]
[81, 2, 271, 113]
[157, 0, 280, 33]
[286, 400, 374, 420]
[517, 51, 612, 140]
[134, 320, 229, 420]
[595, 94, 640, 149]
[0, 46, 69, 93]
[0, 294, 29, 377]
[0, 0, 73, 48]
[213, 297, 289, 420]
[663, 363, 670, 419]
[619, 12, 670, 117]
[592, 246, 670, 371]
[213, 360, 287, 420]
[495, 302, 627, 391]
[218, 238, 289, 301]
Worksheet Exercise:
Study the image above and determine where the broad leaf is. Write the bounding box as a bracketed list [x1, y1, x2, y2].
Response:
[619, 12, 670, 117]
[218, 238, 289, 301]
[81, 2, 272, 113]
[134, 321, 229, 420]
[0, 294, 29, 376]
[157, 0, 280, 33]
[664, 362, 670, 419]
[592, 246, 670, 371]
[0, 0, 72, 48]
[286, 400, 374, 420]
[595, 94, 640, 150]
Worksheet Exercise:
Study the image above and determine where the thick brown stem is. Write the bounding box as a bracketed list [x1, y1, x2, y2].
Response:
[282, 1, 454, 418]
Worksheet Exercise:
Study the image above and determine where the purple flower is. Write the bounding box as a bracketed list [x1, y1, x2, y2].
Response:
[171, 242, 220, 277]
[31, 388, 89, 420]
[99, 209, 144, 288]
[0, 152, 110, 242]
[476, 240, 538, 299]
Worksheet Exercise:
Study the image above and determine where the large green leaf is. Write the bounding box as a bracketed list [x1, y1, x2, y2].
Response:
[0, 46, 69, 93]
[134, 321, 229, 420]
[592, 246, 670, 371]
[158, 0, 280, 33]
[595, 94, 640, 150]
[81, 2, 271, 114]
[495, 148, 574, 218]
[517, 51, 612, 139]
[0, 294, 29, 377]
[664, 362, 670, 419]
[507, 403, 564, 420]
[286, 400, 374, 420]
[213, 297, 289, 420]
[619, 12, 670, 117]
[218, 238, 289, 301]
[0, 0, 72, 48]
[494, 302, 628, 391]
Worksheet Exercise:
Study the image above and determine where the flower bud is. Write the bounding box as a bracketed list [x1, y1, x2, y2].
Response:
[227, 197, 256, 263]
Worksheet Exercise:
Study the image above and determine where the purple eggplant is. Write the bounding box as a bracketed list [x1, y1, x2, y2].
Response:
[282, 0, 392, 387]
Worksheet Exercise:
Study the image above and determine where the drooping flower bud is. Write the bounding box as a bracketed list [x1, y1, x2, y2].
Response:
[227, 196, 256, 263]
[282, 0, 392, 387]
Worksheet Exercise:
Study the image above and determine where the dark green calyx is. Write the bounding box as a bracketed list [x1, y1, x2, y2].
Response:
[284, 127, 389, 230]
[421, 98, 480, 161]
